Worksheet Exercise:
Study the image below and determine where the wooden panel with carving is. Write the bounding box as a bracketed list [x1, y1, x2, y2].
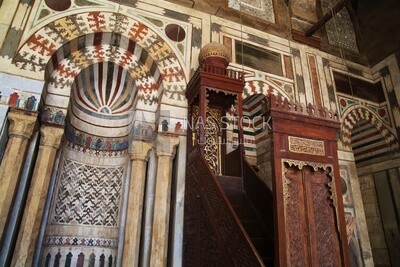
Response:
[282, 162, 343, 267]
[305, 167, 342, 267]
[282, 164, 310, 266]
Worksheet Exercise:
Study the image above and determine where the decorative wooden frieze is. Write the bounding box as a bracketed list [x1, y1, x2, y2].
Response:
[283, 158, 331, 171]
[288, 136, 325, 156]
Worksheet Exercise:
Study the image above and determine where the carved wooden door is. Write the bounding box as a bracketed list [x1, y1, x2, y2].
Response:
[283, 164, 342, 267]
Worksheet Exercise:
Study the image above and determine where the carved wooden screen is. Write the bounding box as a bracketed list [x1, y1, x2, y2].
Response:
[204, 109, 222, 174]
[283, 162, 342, 267]
[191, 105, 222, 174]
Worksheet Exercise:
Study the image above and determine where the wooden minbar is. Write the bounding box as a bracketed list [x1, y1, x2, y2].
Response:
[185, 42, 244, 174]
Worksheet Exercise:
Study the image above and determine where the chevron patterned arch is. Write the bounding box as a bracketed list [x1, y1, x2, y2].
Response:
[341, 106, 399, 151]
[242, 79, 292, 101]
[45, 44, 160, 101]
[15, 12, 187, 119]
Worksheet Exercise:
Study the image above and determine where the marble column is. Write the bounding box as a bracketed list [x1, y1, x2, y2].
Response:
[150, 135, 179, 266]
[11, 125, 63, 267]
[0, 108, 37, 238]
[122, 140, 152, 266]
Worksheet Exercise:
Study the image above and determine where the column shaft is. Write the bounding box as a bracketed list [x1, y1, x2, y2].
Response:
[122, 141, 151, 266]
[150, 136, 179, 266]
[11, 126, 63, 267]
[0, 109, 37, 238]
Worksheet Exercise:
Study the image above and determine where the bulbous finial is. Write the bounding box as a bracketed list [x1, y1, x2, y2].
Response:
[198, 42, 231, 68]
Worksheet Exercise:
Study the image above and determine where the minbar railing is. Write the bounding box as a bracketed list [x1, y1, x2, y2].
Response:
[200, 64, 244, 80]
[186, 64, 244, 91]
[183, 146, 264, 267]
[265, 94, 339, 121]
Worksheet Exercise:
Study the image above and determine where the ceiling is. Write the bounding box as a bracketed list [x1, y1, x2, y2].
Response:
[355, 0, 400, 65]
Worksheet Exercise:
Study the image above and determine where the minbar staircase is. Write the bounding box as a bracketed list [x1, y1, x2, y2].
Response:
[183, 146, 274, 266]
[216, 174, 274, 265]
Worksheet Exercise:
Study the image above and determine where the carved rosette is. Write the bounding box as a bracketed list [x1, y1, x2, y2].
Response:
[40, 126, 64, 148]
[7, 110, 38, 139]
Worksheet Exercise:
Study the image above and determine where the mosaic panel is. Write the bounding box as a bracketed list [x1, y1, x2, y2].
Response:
[321, 0, 358, 53]
[52, 158, 124, 226]
[42, 107, 66, 125]
[228, 0, 275, 23]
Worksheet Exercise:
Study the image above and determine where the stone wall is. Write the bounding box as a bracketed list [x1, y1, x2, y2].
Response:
[359, 174, 391, 266]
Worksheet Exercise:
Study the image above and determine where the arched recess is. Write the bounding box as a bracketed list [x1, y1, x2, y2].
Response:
[43, 40, 162, 132]
[13, 11, 189, 265]
[14, 11, 188, 123]
[340, 106, 399, 153]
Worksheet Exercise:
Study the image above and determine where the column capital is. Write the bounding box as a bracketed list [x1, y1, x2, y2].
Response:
[130, 140, 152, 161]
[40, 125, 64, 148]
[7, 109, 38, 139]
[156, 135, 179, 157]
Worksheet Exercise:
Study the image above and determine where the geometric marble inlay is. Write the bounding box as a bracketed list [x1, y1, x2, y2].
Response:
[52, 159, 124, 226]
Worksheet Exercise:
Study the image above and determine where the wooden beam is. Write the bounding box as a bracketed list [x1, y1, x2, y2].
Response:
[305, 0, 347, 37]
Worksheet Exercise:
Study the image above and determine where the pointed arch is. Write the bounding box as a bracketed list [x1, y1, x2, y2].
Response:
[14, 11, 187, 124]
[243, 79, 292, 101]
[340, 105, 399, 151]
[44, 43, 161, 111]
